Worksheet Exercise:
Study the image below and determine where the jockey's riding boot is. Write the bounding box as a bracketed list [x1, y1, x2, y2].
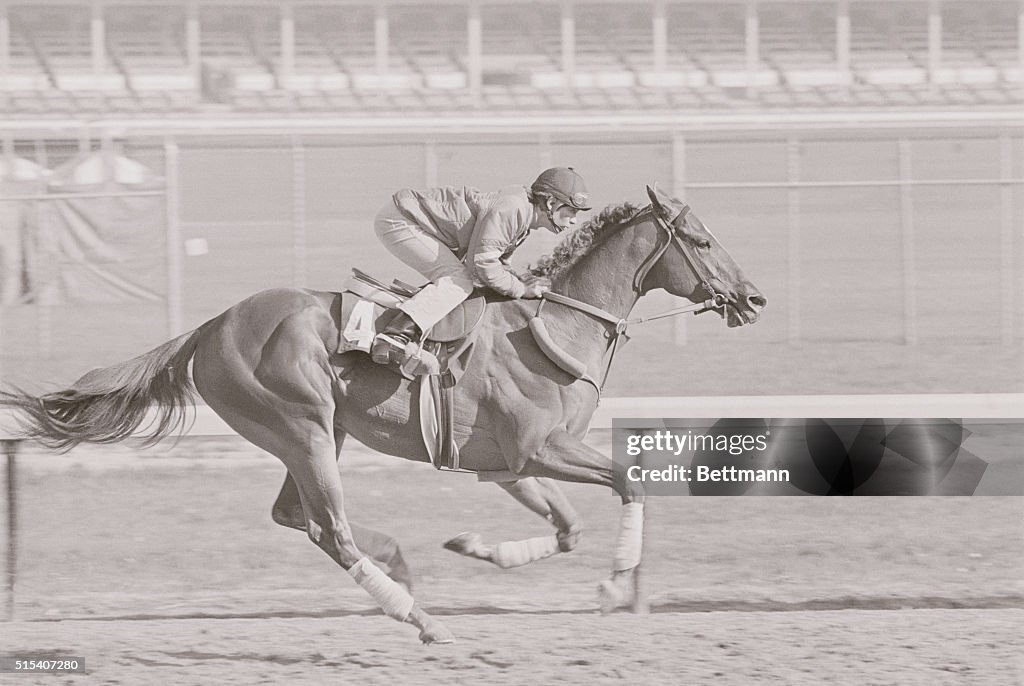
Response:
[371, 312, 422, 365]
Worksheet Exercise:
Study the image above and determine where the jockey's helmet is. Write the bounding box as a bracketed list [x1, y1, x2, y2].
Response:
[531, 167, 592, 211]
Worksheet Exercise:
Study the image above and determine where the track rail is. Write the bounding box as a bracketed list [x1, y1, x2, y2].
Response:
[2, 393, 1022, 440]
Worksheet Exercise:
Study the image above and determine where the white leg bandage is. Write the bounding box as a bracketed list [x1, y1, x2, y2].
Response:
[348, 557, 415, 621]
[612, 502, 644, 572]
[493, 535, 560, 569]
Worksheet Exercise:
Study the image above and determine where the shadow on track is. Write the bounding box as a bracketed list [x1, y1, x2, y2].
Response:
[25, 594, 1023, 623]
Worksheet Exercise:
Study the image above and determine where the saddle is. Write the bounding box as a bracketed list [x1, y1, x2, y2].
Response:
[337, 268, 486, 471]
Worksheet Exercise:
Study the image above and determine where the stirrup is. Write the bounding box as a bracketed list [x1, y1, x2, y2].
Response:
[400, 345, 441, 376]
[371, 333, 411, 365]
[371, 335, 441, 376]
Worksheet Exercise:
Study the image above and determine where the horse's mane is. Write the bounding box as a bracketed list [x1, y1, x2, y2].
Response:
[527, 201, 645, 279]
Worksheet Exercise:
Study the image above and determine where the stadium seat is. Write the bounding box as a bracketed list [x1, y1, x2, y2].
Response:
[2, 1, 1020, 116]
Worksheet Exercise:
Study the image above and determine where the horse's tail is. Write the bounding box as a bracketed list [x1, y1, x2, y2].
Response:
[0, 326, 206, 451]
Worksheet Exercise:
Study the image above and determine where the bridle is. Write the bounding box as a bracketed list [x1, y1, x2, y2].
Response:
[633, 205, 730, 309]
[534, 203, 730, 394]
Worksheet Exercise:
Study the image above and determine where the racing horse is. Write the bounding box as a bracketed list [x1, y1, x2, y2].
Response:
[0, 186, 765, 643]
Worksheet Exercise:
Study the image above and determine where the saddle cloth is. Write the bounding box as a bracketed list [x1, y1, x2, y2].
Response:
[336, 268, 485, 471]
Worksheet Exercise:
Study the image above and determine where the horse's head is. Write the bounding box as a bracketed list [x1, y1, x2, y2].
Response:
[640, 185, 766, 327]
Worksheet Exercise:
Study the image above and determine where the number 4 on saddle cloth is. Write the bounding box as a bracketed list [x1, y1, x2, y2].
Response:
[337, 268, 485, 470]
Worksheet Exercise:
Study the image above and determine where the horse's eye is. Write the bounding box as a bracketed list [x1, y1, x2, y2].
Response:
[698, 239, 711, 250]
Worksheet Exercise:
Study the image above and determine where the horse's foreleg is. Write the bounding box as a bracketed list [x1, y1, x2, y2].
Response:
[499, 477, 582, 549]
[518, 430, 646, 612]
[521, 430, 644, 503]
[443, 477, 582, 568]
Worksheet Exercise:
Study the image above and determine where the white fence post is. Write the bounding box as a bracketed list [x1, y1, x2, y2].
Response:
[538, 131, 553, 170]
[999, 135, 1015, 345]
[424, 140, 438, 187]
[898, 139, 918, 345]
[291, 136, 307, 287]
[467, 1, 482, 108]
[164, 138, 184, 337]
[787, 138, 801, 343]
[35, 198, 51, 358]
[3, 440, 17, 621]
[0, 4, 9, 90]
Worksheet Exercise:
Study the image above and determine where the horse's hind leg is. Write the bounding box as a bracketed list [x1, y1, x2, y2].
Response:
[221, 411, 448, 642]
[348, 522, 414, 593]
[270, 428, 346, 530]
[284, 442, 451, 641]
[270, 474, 307, 530]
[273, 475, 415, 592]
[272, 435, 414, 592]
[193, 307, 450, 643]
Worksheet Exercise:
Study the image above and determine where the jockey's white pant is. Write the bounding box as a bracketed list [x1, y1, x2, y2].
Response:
[374, 202, 475, 331]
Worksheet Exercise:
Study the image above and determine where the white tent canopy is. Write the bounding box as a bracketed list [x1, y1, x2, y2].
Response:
[49, 152, 160, 187]
[0, 157, 49, 182]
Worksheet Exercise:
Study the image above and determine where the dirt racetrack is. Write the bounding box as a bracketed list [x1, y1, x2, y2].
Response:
[6, 608, 1022, 685]
[3, 436, 1023, 684]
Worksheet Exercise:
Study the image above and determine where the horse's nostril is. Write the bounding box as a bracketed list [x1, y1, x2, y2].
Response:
[747, 294, 766, 310]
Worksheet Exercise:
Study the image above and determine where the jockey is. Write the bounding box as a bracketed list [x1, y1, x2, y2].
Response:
[371, 167, 591, 367]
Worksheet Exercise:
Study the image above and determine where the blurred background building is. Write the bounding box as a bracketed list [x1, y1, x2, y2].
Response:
[0, 0, 1021, 394]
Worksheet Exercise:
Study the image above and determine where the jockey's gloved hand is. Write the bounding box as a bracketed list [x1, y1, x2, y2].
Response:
[522, 273, 550, 287]
[522, 280, 550, 299]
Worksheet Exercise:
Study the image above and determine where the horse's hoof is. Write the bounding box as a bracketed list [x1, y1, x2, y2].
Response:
[597, 572, 634, 614]
[597, 579, 624, 614]
[419, 622, 456, 645]
[443, 532, 482, 556]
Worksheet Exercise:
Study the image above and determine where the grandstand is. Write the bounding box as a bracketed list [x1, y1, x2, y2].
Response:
[0, 0, 1021, 115]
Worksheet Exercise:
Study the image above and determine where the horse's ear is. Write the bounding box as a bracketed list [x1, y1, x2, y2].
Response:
[645, 184, 663, 214]
[646, 184, 685, 222]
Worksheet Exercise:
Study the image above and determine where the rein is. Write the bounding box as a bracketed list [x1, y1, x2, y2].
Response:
[532, 205, 728, 396]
